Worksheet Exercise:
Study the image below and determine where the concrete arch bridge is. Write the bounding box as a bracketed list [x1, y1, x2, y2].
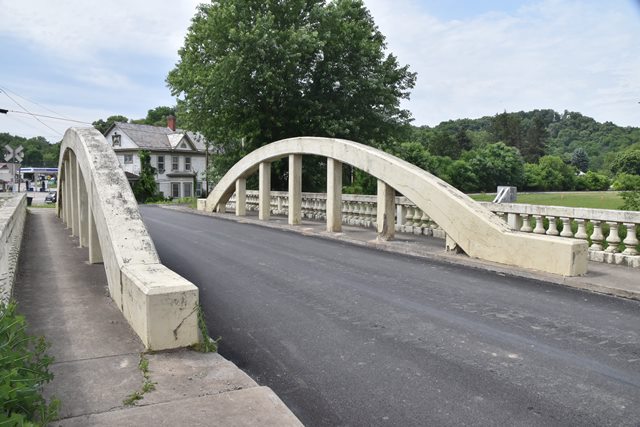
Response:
[203, 137, 588, 277]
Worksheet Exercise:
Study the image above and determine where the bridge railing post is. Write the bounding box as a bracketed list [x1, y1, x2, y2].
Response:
[376, 180, 395, 241]
[236, 178, 247, 216]
[327, 158, 342, 232]
[259, 161, 271, 220]
[288, 154, 302, 225]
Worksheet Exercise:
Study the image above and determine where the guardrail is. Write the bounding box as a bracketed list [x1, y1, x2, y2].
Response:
[227, 190, 640, 269]
[0, 194, 27, 304]
[58, 128, 199, 350]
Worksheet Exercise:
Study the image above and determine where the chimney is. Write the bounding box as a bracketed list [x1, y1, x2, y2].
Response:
[167, 115, 176, 131]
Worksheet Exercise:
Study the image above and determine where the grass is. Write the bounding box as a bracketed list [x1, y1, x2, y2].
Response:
[123, 354, 156, 406]
[470, 191, 625, 210]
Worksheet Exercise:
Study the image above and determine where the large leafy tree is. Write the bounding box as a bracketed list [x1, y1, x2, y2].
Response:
[167, 0, 416, 188]
[467, 142, 524, 192]
[92, 115, 130, 135]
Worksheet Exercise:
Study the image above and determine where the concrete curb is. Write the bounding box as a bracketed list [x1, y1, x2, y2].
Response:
[159, 205, 640, 302]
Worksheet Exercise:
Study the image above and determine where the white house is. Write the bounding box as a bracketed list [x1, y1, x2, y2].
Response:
[104, 118, 208, 198]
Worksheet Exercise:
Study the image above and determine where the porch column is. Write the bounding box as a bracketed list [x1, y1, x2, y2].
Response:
[288, 154, 302, 225]
[376, 180, 395, 241]
[236, 178, 247, 216]
[326, 158, 342, 232]
[258, 161, 271, 221]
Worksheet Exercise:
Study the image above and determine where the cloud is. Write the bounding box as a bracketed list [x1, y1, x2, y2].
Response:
[364, 0, 640, 126]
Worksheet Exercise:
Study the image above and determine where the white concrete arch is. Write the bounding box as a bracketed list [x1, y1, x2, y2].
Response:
[205, 137, 588, 276]
[58, 127, 198, 350]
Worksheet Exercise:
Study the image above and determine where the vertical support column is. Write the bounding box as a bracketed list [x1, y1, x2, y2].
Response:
[258, 162, 271, 221]
[236, 178, 247, 216]
[76, 161, 89, 247]
[64, 158, 71, 227]
[88, 187, 103, 264]
[59, 177, 65, 221]
[326, 158, 342, 232]
[376, 180, 395, 241]
[288, 154, 302, 225]
[70, 153, 79, 237]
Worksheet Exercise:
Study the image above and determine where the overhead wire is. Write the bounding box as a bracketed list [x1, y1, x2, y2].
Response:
[0, 85, 74, 122]
[0, 87, 63, 137]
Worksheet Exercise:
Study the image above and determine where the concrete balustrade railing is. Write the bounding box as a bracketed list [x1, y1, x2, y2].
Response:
[58, 128, 199, 350]
[483, 202, 640, 268]
[0, 194, 27, 304]
[202, 137, 588, 276]
[225, 191, 640, 269]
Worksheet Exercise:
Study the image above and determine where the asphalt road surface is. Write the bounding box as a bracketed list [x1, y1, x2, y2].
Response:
[140, 206, 640, 427]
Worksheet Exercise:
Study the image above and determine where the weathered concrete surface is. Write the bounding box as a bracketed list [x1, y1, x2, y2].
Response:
[14, 209, 302, 426]
[204, 137, 588, 276]
[0, 193, 26, 303]
[57, 127, 198, 349]
[56, 388, 303, 427]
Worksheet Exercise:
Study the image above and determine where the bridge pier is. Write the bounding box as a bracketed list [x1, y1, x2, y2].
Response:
[327, 158, 342, 232]
[259, 162, 271, 221]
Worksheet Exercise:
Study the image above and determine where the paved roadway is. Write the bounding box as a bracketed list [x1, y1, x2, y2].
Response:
[140, 206, 640, 427]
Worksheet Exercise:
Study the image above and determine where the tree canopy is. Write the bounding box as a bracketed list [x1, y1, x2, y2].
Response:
[167, 0, 416, 185]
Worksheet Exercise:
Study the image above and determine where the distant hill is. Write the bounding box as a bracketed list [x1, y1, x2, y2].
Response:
[412, 109, 640, 172]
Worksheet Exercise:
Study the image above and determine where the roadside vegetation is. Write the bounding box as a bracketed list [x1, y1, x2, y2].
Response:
[0, 301, 59, 425]
[470, 191, 625, 210]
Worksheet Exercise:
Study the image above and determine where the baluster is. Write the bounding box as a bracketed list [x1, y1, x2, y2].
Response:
[622, 223, 638, 255]
[412, 207, 422, 228]
[342, 201, 349, 224]
[520, 214, 533, 232]
[605, 222, 621, 253]
[363, 202, 372, 228]
[320, 198, 327, 220]
[546, 216, 559, 236]
[352, 202, 362, 226]
[404, 206, 414, 233]
[533, 215, 546, 234]
[369, 202, 377, 229]
[559, 217, 573, 237]
[420, 210, 430, 235]
[575, 219, 588, 240]
[396, 204, 406, 232]
[590, 220, 604, 251]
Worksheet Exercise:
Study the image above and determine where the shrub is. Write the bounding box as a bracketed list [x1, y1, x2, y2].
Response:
[621, 190, 640, 211]
[575, 171, 610, 191]
[611, 173, 640, 191]
[0, 302, 59, 425]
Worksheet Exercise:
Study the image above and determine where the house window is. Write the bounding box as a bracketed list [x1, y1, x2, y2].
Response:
[124, 154, 133, 164]
[112, 132, 121, 147]
[183, 182, 192, 198]
[181, 142, 187, 149]
[185, 157, 191, 171]
[196, 181, 202, 197]
[172, 156, 179, 171]
[157, 156, 165, 173]
[171, 182, 180, 198]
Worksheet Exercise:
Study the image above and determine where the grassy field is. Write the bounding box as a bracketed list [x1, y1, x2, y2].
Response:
[470, 191, 625, 210]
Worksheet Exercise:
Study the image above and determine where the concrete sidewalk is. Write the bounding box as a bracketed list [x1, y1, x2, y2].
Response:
[14, 209, 302, 426]
[165, 205, 640, 302]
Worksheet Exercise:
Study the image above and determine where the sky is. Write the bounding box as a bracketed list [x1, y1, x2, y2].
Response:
[1, 0, 639, 143]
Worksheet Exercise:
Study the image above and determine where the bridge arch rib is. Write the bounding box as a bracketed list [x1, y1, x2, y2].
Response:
[205, 137, 588, 276]
[57, 127, 199, 350]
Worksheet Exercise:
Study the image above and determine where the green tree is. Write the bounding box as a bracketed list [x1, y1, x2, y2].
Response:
[575, 171, 610, 191]
[610, 150, 640, 175]
[92, 115, 130, 135]
[524, 156, 575, 191]
[167, 0, 416, 190]
[571, 147, 590, 172]
[132, 150, 158, 202]
[467, 142, 524, 192]
[132, 106, 177, 127]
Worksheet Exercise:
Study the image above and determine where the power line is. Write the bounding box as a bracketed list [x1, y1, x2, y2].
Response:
[1, 113, 62, 140]
[0, 89, 62, 136]
[2, 109, 91, 124]
[0, 85, 74, 122]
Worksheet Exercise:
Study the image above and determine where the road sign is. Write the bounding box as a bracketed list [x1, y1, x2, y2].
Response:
[4, 145, 23, 162]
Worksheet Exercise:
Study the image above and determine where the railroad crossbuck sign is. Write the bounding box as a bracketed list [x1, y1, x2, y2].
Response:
[4, 145, 23, 162]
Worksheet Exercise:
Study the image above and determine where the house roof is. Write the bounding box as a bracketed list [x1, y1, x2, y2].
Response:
[107, 122, 208, 152]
